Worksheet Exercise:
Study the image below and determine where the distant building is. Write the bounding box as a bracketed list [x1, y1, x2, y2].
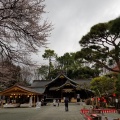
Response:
[0, 84, 42, 108]
[30, 73, 94, 102]
[0, 73, 94, 106]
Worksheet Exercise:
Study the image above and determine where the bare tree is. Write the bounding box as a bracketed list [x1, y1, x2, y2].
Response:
[0, 0, 52, 65]
[0, 60, 21, 87]
[20, 66, 33, 84]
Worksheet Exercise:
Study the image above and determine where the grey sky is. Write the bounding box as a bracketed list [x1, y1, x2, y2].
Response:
[32, 0, 120, 65]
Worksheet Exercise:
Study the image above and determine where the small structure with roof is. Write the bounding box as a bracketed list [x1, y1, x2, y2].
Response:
[0, 84, 42, 108]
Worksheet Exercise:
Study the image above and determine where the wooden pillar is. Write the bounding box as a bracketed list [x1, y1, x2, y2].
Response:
[1, 99, 3, 108]
[29, 96, 32, 107]
[61, 90, 63, 98]
[34, 95, 36, 107]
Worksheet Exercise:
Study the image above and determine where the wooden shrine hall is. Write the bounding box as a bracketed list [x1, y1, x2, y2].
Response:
[0, 85, 42, 108]
[0, 73, 94, 107]
[30, 73, 94, 103]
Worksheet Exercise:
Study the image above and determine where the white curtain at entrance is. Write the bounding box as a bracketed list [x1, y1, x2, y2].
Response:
[29, 96, 32, 107]
[36, 96, 41, 108]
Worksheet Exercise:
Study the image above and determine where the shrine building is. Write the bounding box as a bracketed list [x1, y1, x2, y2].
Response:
[30, 73, 94, 103]
[0, 73, 94, 107]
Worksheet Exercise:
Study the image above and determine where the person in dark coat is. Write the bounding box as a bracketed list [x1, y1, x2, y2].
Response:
[64, 97, 69, 111]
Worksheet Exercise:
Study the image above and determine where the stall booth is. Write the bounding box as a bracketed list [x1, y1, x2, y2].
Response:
[0, 85, 42, 108]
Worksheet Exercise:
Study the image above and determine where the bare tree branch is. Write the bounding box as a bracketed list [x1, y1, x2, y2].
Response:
[0, 0, 52, 65]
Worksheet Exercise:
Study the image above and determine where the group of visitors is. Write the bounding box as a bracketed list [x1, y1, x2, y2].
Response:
[53, 99, 59, 106]
[53, 97, 69, 112]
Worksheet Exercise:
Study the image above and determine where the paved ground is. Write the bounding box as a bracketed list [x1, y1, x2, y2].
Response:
[0, 103, 85, 120]
[0, 103, 120, 120]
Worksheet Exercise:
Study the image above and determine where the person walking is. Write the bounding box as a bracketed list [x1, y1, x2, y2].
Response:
[57, 99, 59, 107]
[64, 97, 69, 111]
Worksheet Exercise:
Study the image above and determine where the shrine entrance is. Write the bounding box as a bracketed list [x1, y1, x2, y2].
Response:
[44, 73, 94, 102]
[62, 89, 76, 102]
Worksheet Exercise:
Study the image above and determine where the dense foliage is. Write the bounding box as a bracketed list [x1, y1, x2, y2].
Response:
[78, 17, 120, 73]
[90, 76, 115, 95]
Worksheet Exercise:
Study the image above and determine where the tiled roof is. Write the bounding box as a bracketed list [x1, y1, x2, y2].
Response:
[31, 77, 91, 88]
[49, 81, 77, 90]
[31, 80, 50, 87]
[45, 73, 80, 86]
[57, 80, 77, 89]
[0, 84, 42, 95]
[31, 87, 46, 93]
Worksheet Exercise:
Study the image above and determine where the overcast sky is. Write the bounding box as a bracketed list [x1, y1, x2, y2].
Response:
[32, 0, 120, 65]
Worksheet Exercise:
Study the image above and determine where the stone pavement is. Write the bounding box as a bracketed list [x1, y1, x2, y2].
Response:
[0, 103, 85, 120]
[0, 103, 120, 120]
